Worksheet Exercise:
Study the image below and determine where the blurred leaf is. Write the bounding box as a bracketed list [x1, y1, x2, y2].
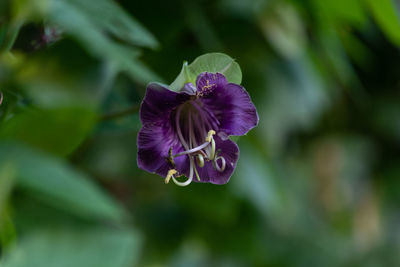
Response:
[0, 22, 22, 53]
[366, 0, 400, 46]
[372, 99, 400, 142]
[0, 142, 126, 221]
[48, 0, 160, 84]
[312, 0, 367, 26]
[0, 163, 15, 217]
[261, 58, 329, 153]
[12, 0, 49, 22]
[0, 163, 17, 249]
[170, 53, 242, 91]
[1, 227, 141, 267]
[232, 142, 286, 221]
[0, 107, 96, 156]
[259, 2, 306, 59]
[12, 0, 158, 48]
[218, 0, 265, 18]
[169, 61, 193, 91]
[65, 0, 159, 49]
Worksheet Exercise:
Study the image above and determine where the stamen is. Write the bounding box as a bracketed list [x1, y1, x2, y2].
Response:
[188, 110, 194, 148]
[193, 162, 201, 181]
[191, 101, 213, 131]
[209, 138, 216, 160]
[165, 169, 177, 184]
[173, 130, 217, 158]
[171, 96, 224, 185]
[172, 157, 194, 186]
[213, 156, 226, 172]
[192, 111, 209, 143]
[167, 147, 175, 167]
[196, 154, 204, 167]
[175, 105, 189, 150]
[173, 141, 210, 157]
[205, 130, 216, 142]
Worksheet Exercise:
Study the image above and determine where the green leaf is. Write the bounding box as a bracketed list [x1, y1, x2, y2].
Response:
[260, 2, 307, 59]
[12, 0, 158, 49]
[64, 0, 159, 49]
[169, 61, 195, 92]
[169, 53, 242, 92]
[1, 227, 141, 267]
[0, 107, 96, 156]
[365, 0, 400, 46]
[48, 0, 161, 84]
[312, 0, 367, 26]
[0, 142, 126, 221]
[189, 53, 242, 83]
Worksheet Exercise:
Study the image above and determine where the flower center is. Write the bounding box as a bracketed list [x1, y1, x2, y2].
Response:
[165, 99, 226, 186]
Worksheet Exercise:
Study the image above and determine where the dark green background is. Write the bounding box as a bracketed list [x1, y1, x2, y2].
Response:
[1, 0, 400, 266]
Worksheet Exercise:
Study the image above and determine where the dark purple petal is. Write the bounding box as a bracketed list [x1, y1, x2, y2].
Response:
[194, 136, 239, 185]
[196, 72, 228, 95]
[138, 83, 191, 177]
[140, 82, 190, 126]
[137, 124, 190, 177]
[201, 83, 259, 136]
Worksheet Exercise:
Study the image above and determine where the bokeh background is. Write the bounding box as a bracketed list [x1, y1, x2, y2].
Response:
[1, 0, 400, 266]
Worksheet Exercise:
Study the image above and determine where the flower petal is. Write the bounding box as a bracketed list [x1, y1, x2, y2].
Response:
[137, 124, 190, 177]
[138, 83, 191, 177]
[196, 72, 228, 95]
[194, 136, 239, 185]
[201, 83, 259, 136]
[140, 82, 190, 126]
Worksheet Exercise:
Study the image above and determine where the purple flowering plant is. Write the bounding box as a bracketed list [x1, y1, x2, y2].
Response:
[137, 53, 258, 186]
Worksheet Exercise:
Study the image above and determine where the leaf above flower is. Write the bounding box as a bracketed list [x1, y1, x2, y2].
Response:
[169, 52, 242, 92]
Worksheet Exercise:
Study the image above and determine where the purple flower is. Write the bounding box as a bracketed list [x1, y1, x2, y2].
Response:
[137, 72, 258, 186]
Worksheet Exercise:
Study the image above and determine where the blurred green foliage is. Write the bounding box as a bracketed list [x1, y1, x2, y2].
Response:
[1, 0, 400, 266]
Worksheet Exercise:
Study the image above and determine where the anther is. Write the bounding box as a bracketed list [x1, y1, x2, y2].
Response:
[167, 147, 175, 167]
[174, 129, 217, 158]
[165, 169, 177, 184]
[196, 154, 204, 167]
[205, 130, 216, 142]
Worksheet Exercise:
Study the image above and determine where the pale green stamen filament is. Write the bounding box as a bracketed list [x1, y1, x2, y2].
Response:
[209, 138, 216, 160]
[171, 157, 194, 186]
[166, 105, 226, 186]
[213, 156, 226, 172]
[165, 169, 177, 184]
[196, 154, 204, 167]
